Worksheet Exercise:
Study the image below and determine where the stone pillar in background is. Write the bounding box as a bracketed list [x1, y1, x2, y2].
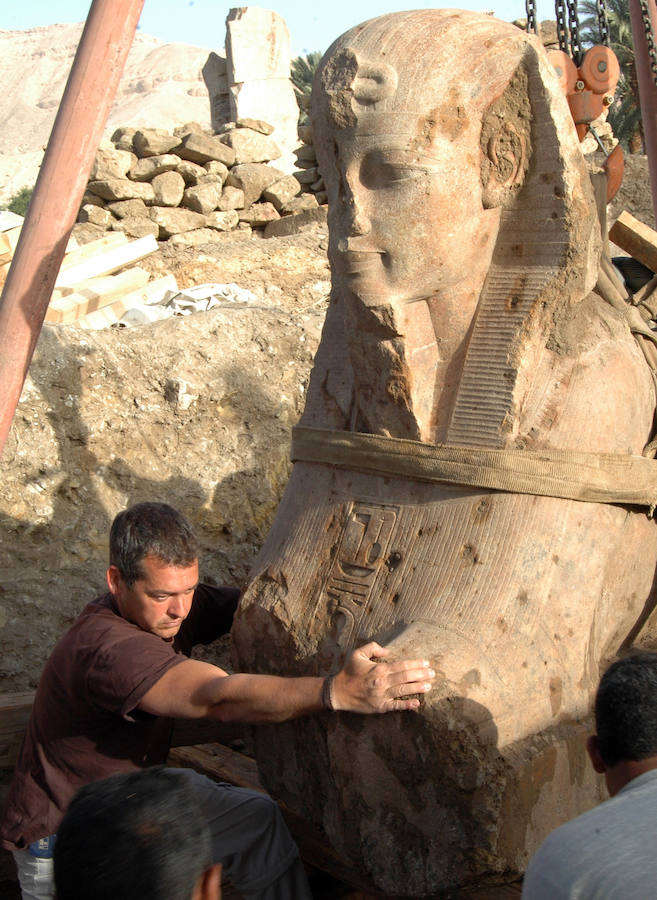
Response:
[224, 7, 300, 172]
[202, 51, 231, 132]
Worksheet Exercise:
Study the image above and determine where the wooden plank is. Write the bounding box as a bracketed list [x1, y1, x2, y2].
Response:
[46, 267, 151, 324]
[57, 232, 129, 271]
[0, 226, 22, 263]
[0, 211, 24, 232]
[55, 234, 158, 288]
[0, 692, 33, 769]
[609, 211, 657, 273]
[75, 274, 178, 330]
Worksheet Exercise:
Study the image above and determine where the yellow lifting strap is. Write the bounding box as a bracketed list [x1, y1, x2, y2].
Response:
[291, 426, 657, 515]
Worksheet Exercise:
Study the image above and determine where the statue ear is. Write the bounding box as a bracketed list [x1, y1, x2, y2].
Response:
[481, 121, 527, 209]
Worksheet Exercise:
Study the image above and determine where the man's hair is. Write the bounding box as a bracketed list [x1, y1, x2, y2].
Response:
[595, 651, 657, 767]
[109, 502, 199, 586]
[54, 767, 212, 900]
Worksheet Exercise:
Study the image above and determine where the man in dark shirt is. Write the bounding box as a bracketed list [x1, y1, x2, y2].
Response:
[2, 501, 435, 899]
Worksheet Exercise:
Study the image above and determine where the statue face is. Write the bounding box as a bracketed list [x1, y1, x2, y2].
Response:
[323, 123, 498, 308]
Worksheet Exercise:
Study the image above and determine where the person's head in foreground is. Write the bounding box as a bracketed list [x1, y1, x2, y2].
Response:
[53, 767, 220, 900]
[586, 650, 657, 794]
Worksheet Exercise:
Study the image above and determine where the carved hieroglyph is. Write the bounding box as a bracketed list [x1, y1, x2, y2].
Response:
[232, 10, 657, 895]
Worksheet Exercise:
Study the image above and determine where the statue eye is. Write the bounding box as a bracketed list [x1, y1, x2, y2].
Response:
[359, 153, 432, 189]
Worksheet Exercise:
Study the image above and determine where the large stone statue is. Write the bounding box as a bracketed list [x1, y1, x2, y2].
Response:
[232, 9, 657, 895]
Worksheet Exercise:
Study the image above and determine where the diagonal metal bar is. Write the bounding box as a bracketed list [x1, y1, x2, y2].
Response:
[630, 0, 657, 225]
[0, 0, 146, 457]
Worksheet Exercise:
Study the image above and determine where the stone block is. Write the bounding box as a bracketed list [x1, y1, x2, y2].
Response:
[294, 144, 317, 163]
[152, 171, 185, 207]
[148, 207, 207, 238]
[133, 129, 181, 158]
[294, 167, 319, 185]
[182, 182, 223, 215]
[175, 133, 235, 167]
[297, 125, 313, 145]
[203, 51, 229, 132]
[226, 7, 292, 82]
[107, 199, 149, 220]
[77, 204, 112, 228]
[206, 210, 240, 231]
[220, 128, 282, 164]
[87, 179, 155, 204]
[80, 191, 106, 209]
[90, 145, 136, 181]
[167, 228, 229, 247]
[204, 160, 229, 183]
[176, 160, 207, 185]
[262, 175, 301, 210]
[110, 127, 137, 152]
[229, 79, 299, 168]
[110, 216, 160, 239]
[216, 186, 245, 211]
[71, 222, 106, 245]
[173, 121, 207, 137]
[129, 154, 181, 182]
[279, 194, 319, 215]
[238, 202, 280, 227]
[263, 205, 328, 238]
[237, 117, 275, 135]
[226, 163, 285, 208]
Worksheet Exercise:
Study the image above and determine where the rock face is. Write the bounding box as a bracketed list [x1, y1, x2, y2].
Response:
[232, 10, 657, 896]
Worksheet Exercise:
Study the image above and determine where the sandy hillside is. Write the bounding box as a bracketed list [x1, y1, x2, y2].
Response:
[0, 23, 215, 204]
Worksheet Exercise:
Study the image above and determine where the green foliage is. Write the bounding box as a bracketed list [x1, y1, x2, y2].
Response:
[5, 186, 34, 216]
[291, 51, 323, 96]
[579, 0, 643, 150]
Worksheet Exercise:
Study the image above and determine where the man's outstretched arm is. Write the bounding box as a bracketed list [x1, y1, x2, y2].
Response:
[138, 642, 435, 722]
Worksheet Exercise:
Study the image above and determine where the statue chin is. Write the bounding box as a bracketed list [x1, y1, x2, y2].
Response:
[232, 8, 657, 895]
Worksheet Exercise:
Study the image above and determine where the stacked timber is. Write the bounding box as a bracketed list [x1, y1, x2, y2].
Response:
[0, 216, 176, 328]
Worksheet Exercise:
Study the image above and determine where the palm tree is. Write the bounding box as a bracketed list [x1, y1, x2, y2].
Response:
[290, 51, 323, 124]
[291, 51, 323, 96]
[579, 0, 643, 150]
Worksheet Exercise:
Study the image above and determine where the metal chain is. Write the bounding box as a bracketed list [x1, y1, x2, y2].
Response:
[555, 0, 571, 54]
[596, 0, 610, 45]
[567, 0, 584, 64]
[638, 0, 657, 89]
[525, 0, 538, 34]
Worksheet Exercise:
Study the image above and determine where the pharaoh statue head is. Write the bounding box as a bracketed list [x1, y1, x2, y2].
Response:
[305, 8, 601, 445]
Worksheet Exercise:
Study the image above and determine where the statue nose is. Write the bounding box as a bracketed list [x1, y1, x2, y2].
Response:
[346, 197, 371, 236]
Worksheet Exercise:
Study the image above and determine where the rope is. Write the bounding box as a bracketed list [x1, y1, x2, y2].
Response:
[291, 426, 657, 514]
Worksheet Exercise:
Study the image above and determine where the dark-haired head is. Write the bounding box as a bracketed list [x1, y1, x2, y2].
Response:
[54, 767, 217, 900]
[109, 502, 199, 586]
[595, 651, 657, 767]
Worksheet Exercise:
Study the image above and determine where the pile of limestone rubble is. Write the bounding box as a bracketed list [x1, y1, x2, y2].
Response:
[75, 118, 325, 247]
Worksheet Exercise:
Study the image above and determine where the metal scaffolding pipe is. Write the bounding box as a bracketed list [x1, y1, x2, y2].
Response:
[630, 0, 657, 223]
[0, 0, 145, 457]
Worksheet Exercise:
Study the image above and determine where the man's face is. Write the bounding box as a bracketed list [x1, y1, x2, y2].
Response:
[107, 554, 199, 639]
[324, 129, 495, 307]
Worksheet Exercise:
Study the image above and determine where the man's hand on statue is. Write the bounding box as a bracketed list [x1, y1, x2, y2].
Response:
[331, 642, 435, 713]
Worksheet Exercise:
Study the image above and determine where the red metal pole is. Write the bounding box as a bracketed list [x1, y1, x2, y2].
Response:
[630, 0, 657, 223]
[0, 0, 145, 457]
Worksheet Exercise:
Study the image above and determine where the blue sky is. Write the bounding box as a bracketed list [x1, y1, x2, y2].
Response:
[4, 0, 529, 56]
